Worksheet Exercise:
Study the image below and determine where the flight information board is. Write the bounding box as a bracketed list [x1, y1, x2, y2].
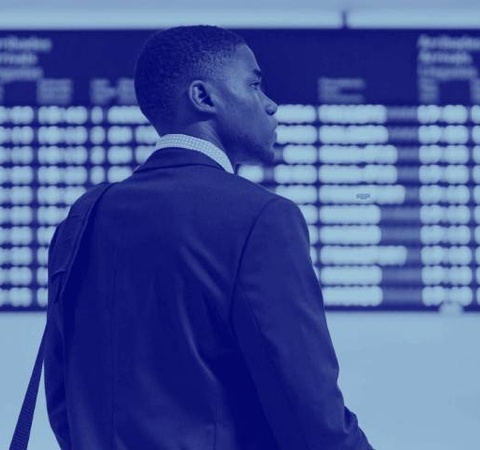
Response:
[1, 28, 480, 312]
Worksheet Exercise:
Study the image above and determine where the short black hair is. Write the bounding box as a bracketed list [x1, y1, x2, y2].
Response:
[134, 25, 246, 132]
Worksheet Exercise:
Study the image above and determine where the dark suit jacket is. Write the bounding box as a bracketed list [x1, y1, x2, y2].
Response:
[44, 146, 372, 449]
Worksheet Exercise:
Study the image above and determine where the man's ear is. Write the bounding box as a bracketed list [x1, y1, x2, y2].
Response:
[188, 80, 217, 114]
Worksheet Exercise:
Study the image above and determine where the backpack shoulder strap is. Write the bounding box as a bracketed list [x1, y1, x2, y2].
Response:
[9, 181, 117, 450]
[48, 181, 117, 302]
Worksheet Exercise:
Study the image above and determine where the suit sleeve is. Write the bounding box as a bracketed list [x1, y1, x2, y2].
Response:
[44, 222, 72, 450]
[231, 197, 373, 450]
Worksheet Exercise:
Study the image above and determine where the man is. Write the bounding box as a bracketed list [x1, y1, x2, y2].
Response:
[44, 25, 373, 449]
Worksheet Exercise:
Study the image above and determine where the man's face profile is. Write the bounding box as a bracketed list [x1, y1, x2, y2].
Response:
[135, 27, 279, 166]
[212, 44, 279, 165]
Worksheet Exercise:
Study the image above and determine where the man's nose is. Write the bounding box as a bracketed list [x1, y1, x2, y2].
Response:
[265, 96, 278, 116]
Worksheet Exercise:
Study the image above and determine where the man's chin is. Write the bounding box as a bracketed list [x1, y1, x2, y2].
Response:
[234, 143, 274, 165]
[255, 148, 275, 165]
[264, 145, 276, 163]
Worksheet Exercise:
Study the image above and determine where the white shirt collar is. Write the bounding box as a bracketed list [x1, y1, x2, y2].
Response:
[156, 134, 234, 174]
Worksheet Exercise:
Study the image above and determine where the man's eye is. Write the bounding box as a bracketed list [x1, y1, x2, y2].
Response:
[252, 82, 261, 89]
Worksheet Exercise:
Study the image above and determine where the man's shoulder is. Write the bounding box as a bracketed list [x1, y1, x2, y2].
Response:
[110, 166, 300, 223]
[229, 171, 275, 199]
[220, 170, 299, 215]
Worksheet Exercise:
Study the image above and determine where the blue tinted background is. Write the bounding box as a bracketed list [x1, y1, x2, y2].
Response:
[1, 16, 479, 450]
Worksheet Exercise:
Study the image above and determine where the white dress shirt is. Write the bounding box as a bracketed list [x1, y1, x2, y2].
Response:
[156, 134, 234, 174]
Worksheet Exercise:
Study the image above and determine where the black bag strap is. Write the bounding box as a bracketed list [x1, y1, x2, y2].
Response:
[9, 181, 117, 450]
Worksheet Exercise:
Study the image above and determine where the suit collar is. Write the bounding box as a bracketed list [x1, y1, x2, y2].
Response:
[133, 147, 234, 174]
[156, 134, 234, 173]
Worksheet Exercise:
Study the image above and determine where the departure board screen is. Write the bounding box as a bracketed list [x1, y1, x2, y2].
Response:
[1, 29, 480, 312]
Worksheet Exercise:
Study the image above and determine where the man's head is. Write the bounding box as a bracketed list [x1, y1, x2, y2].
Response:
[134, 25, 278, 165]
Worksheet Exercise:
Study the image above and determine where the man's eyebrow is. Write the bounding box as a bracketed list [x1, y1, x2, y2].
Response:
[252, 69, 262, 78]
